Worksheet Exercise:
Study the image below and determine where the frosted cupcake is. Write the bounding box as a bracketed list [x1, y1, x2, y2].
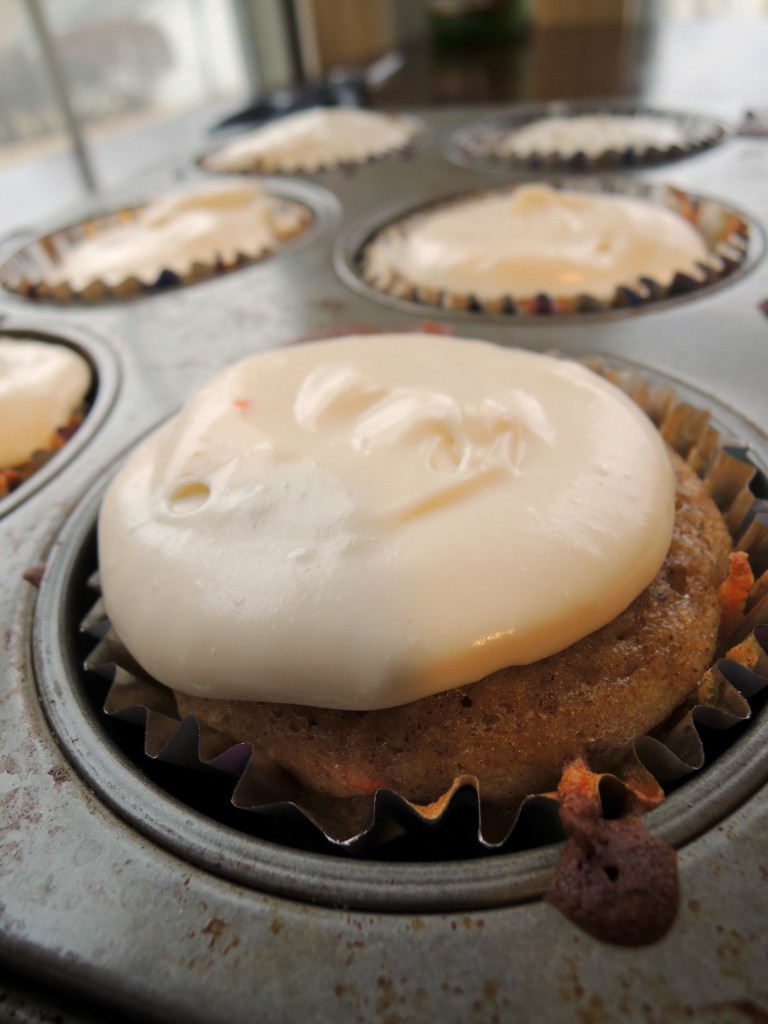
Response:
[499, 114, 687, 161]
[0, 338, 91, 498]
[200, 107, 421, 175]
[360, 183, 747, 314]
[96, 335, 752, 830]
[0, 179, 312, 303]
[453, 109, 728, 171]
[81, 335, 767, 945]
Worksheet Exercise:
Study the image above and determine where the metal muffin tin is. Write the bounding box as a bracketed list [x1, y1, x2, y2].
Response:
[2, 106, 768, 1022]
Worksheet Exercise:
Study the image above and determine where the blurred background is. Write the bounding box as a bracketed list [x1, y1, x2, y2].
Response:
[1, 0, 767, 235]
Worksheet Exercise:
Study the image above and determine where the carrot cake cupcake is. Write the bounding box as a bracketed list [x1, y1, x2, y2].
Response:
[495, 114, 688, 162]
[97, 334, 733, 811]
[0, 338, 91, 497]
[200, 107, 420, 174]
[360, 183, 735, 313]
[453, 109, 728, 171]
[5, 179, 311, 302]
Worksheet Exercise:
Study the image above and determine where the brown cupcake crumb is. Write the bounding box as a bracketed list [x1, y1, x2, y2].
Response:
[546, 758, 679, 946]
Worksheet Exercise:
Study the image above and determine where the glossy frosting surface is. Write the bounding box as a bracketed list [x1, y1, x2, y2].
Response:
[0, 339, 90, 466]
[367, 184, 708, 301]
[50, 180, 302, 290]
[204, 107, 417, 172]
[500, 114, 687, 158]
[99, 334, 676, 710]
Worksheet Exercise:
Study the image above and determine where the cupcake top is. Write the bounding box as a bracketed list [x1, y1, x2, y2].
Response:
[99, 334, 675, 711]
[497, 114, 687, 160]
[202, 107, 419, 174]
[46, 180, 309, 292]
[0, 339, 90, 467]
[363, 183, 709, 303]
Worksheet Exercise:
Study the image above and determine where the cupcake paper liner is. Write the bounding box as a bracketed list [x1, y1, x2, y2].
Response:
[197, 114, 424, 177]
[79, 363, 768, 853]
[449, 104, 731, 173]
[358, 181, 750, 317]
[0, 194, 313, 305]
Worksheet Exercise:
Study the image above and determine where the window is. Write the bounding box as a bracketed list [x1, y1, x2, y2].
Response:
[0, 0, 252, 234]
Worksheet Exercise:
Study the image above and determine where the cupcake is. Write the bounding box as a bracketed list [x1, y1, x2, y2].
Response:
[0, 179, 312, 303]
[359, 183, 747, 314]
[496, 114, 688, 162]
[200, 107, 421, 175]
[0, 338, 91, 498]
[96, 334, 738, 821]
[452, 109, 729, 171]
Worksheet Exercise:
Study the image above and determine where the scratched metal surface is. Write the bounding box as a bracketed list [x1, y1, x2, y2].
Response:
[1, 107, 768, 1023]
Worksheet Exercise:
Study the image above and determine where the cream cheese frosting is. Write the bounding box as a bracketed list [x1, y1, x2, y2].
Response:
[99, 334, 676, 711]
[364, 184, 709, 302]
[499, 114, 687, 159]
[0, 339, 90, 467]
[48, 180, 308, 291]
[203, 107, 418, 173]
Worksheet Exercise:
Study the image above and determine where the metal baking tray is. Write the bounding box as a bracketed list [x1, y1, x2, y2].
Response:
[1, 106, 768, 1023]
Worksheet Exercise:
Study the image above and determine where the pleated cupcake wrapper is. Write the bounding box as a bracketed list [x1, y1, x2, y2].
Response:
[359, 181, 749, 316]
[0, 198, 312, 305]
[197, 116, 423, 177]
[78, 364, 768, 852]
[450, 106, 729, 172]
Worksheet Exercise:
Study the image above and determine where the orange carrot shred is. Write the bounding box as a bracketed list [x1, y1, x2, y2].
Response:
[718, 550, 754, 641]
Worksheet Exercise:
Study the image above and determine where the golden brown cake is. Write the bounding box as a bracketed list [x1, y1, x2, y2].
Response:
[174, 450, 730, 807]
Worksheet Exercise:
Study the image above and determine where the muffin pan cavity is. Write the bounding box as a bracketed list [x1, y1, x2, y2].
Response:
[340, 179, 758, 321]
[447, 101, 731, 174]
[31, 362, 768, 913]
[0, 323, 119, 519]
[0, 179, 333, 305]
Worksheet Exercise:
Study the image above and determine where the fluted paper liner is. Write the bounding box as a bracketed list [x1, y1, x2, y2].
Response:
[0, 194, 312, 305]
[81, 365, 768, 850]
[358, 181, 749, 317]
[450, 105, 730, 173]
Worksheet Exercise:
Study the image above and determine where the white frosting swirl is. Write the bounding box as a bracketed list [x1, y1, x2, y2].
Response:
[204, 107, 417, 173]
[0, 339, 90, 467]
[49, 181, 306, 291]
[99, 334, 676, 711]
[366, 184, 709, 302]
[499, 114, 687, 159]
